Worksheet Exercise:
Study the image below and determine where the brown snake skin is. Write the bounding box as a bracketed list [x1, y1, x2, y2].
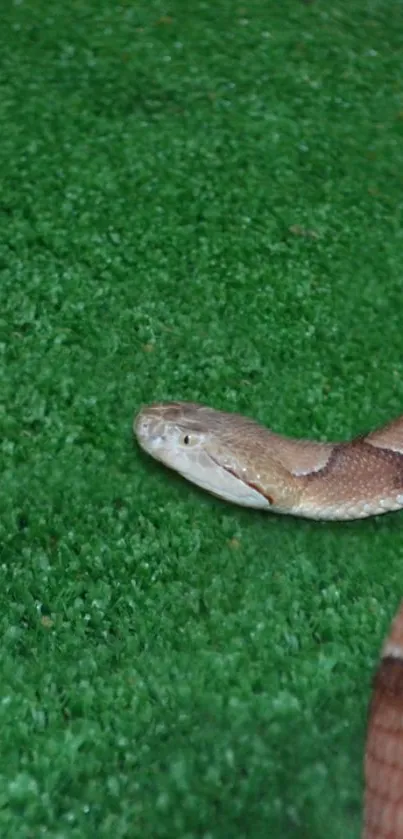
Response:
[134, 403, 403, 520]
[364, 603, 403, 838]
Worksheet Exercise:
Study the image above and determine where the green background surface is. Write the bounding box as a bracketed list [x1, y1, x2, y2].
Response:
[1, 1, 403, 836]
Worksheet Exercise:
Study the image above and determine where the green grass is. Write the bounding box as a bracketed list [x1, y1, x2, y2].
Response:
[1, 0, 403, 836]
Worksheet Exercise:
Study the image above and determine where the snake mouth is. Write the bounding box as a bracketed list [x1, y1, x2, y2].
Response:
[208, 453, 274, 506]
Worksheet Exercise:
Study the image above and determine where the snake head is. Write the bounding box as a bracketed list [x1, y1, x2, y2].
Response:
[134, 401, 295, 511]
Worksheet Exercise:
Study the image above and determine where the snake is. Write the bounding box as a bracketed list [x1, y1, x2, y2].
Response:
[134, 401, 403, 520]
[364, 601, 403, 838]
[134, 400, 403, 836]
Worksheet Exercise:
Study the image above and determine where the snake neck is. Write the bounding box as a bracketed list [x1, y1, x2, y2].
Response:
[288, 440, 403, 520]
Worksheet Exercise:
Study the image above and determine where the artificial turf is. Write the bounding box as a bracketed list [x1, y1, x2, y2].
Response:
[1, 0, 403, 836]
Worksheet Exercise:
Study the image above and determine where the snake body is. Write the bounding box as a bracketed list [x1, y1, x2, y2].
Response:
[134, 402, 403, 520]
[364, 602, 403, 838]
[134, 401, 403, 836]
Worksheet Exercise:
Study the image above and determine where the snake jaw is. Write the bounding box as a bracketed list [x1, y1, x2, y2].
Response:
[207, 453, 275, 506]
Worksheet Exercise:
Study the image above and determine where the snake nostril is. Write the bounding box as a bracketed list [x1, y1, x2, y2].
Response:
[139, 420, 150, 438]
[134, 411, 148, 439]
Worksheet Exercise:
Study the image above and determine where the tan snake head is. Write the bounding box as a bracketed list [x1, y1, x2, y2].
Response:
[134, 401, 301, 512]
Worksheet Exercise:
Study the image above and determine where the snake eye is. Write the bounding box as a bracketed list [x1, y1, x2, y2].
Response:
[182, 433, 199, 447]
